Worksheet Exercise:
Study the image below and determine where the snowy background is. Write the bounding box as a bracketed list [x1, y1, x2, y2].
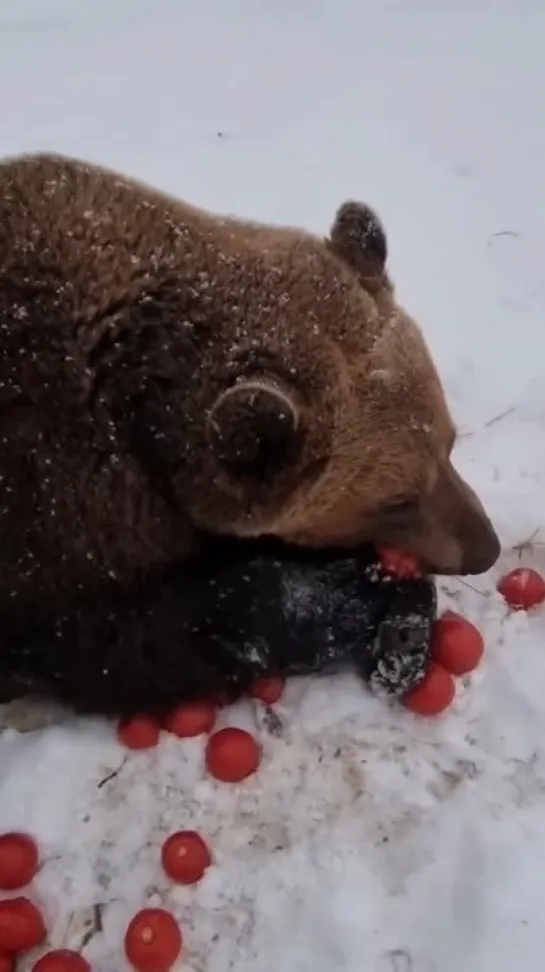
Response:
[0, 0, 544, 969]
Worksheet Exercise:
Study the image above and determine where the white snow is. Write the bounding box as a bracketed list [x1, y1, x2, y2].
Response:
[1, 0, 545, 969]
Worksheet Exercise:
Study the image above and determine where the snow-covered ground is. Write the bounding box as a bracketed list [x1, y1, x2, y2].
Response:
[0, 0, 544, 969]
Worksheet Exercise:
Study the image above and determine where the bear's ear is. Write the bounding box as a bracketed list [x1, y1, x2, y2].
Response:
[328, 200, 387, 277]
[206, 379, 300, 476]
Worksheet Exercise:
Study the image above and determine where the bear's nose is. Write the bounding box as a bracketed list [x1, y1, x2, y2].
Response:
[460, 531, 501, 576]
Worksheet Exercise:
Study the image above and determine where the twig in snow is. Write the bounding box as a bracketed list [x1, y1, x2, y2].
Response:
[79, 903, 104, 950]
[454, 406, 515, 441]
[512, 527, 544, 559]
[484, 406, 516, 428]
[97, 756, 127, 789]
[94, 903, 103, 934]
[457, 578, 487, 597]
[487, 229, 520, 246]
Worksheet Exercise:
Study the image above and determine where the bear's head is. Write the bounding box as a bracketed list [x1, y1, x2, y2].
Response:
[115, 196, 500, 576]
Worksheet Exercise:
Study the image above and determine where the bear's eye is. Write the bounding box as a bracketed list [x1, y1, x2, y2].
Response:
[380, 498, 420, 520]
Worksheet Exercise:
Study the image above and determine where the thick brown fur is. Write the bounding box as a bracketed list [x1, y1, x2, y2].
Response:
[0, 152, 501, 718]
[0, 151, 498, 606]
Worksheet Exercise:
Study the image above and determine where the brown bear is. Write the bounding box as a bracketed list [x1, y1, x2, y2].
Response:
[0, 152, 499, 717]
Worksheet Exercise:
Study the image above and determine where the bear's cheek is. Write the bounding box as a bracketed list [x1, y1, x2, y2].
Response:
[272, 496, 378, 548]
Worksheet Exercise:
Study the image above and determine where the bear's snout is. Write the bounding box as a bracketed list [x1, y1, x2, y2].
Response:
[461, 535, 501, 575]
[443, 464, 500, 575]
[413, 464, 501, 577]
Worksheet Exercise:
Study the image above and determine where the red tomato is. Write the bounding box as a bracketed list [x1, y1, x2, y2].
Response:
[205, 727, 261, 783]
[402, 663, 455, 716]
[117, 715, 161, 750]
[0, 833, 39, 890]
[125, 908, 182, 972]
[0, 897, 46, 952]
[249, 676, 285, 705]
[0, 953, 13, 972]
[377, 545, 422, 579]
[32, 950, 90, 972]
[163, 700, 216, 738]
[431, 611, 484, 675]
[497, 567, 545, 610]
[161, 830, 211, 885]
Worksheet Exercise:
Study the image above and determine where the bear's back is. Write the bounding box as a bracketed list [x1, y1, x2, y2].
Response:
[0, 155, 211, 600]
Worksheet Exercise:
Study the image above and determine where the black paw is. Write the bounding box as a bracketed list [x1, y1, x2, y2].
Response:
[368, 616, 431, 698]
